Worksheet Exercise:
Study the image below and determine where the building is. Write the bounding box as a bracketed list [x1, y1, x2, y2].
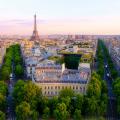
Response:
[105, 39, 120, 71]
[32, 60, 91, 97]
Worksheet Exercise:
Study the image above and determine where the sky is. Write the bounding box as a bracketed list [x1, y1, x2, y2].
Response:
[0, 0, 120, 35]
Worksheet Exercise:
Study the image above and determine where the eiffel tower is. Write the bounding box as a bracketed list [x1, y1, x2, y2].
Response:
[31, 14, 40, 41]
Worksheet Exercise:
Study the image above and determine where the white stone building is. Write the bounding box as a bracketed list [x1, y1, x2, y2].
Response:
[32, 61, 91, 97]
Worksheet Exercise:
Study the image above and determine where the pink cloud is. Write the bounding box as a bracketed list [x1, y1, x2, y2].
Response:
[0, 16, 120, 35]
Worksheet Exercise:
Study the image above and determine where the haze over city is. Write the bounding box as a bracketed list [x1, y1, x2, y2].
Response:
[0, 0, 120, 35]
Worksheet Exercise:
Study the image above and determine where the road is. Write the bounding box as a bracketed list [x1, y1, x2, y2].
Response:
[102, 51, 118, 120]
[6, 59, 16, 120]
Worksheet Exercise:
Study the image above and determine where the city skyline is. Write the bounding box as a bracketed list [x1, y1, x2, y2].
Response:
[0, 0, 120, 35]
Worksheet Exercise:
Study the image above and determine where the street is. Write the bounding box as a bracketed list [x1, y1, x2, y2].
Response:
[103, 52, 118, 120]
[6, 59, 16, 120]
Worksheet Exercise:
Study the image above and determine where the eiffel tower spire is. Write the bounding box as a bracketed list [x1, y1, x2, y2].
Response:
[34, 14, 37, 31]
[31, 14, 40, 41]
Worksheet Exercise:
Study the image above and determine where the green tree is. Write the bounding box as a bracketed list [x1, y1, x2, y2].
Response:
[31, 110, 39, 120]
[113, 78, 120, 114]
[23, 81, 42, 109]
[0, 81, 8, 96]
[73, 109, 82, 120]
[14, 55, 22, 64]
[117, 96, 120, 114]
[59, 88, 74, 98]
[113, 78, 120, 96]
[13, 80, 25, 105]
[54, 103, 69, 120]
[97, 93, 108, 115]
[13, 80, 42, 112]
[60, 96, 71, 109]
[42, 107, 50, 120]
[0, 66, 11, 80]
[74, 94, 83, 110]
[0, 93, 6, 111]
[15, 64, 24, 78]
[86, 96, 98, 116]
[16, 101, 31, 120]
[48, 96, 59, 116]
[0, 111, 5, 120]
[87, 79, 101, 99]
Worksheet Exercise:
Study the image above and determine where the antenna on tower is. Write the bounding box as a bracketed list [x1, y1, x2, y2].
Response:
[34, 14, 37, 31]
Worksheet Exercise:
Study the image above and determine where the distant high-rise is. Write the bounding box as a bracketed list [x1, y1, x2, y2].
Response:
[31, 14, 40, 41]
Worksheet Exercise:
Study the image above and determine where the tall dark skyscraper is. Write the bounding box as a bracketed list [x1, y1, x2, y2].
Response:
[31, 14, 40, 41]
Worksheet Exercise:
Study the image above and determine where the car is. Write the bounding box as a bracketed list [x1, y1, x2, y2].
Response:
[107, 73, 110, 77]
[10, 73, 15, 81]
[105, 65, 108, 68]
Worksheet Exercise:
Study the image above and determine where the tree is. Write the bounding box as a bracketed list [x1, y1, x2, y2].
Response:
[117, 96, 120, 114]
[59, 88, 74, 98]
[73, 109, 82, 120]
[0, 81, 8, 96]
[54, 103, 69, 120]
[31, 110, 39, 120]
[0, 111, 5, 120]
[113, 78, 120, 114]
[87, 72, 102, 101]
[42, 107, 50, 120]
[23, 81, 42, 109]
[101, 81, 108, 94]
[97, 93, 108, 115]
[15, 64, 24, 78]
[13, 80, 43, 113]
[60, 96, 71, 109]
[48, 96, 59, 116]
[86, 96, 98, 116]
[74, 94, 83, 110]
[0, 93, 6, 111]
[14, 55, 22, 64]
[87, 80, 101, 99]
[111, 70, 118, 79]
[0, 66, 11, 80]
[113, 78, 120, 96]
[16, 101, 31, 120]
[13, 80, 25, 105]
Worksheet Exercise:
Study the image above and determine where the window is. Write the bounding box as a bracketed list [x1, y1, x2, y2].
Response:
[45, 86, 46, 89]
[51, 86, 53, 89]
[76, 86, 78, 90]
[58, 86, 60, 89]
[83, 87, 85, 92]
[55, 86, 57, 89]
[80, 87, 82, 92]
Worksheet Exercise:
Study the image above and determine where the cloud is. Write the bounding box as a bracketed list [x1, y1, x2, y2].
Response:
[0, 19, 47, 26]
[0, 16, 120, 35]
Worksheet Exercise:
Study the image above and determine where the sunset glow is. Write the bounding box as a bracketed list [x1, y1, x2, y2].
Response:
[0, 0, 120, 35]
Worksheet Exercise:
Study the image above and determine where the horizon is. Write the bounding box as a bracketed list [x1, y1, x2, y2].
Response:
[0, 0, 120, 35]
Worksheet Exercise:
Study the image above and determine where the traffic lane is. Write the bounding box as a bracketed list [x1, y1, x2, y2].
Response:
[104, 65, 115, 98]
[104, 70, 114, 93]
